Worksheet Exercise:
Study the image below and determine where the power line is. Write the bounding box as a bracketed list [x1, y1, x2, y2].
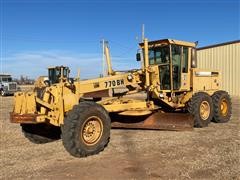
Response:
[2, 36, 99, 44]
[110, 40, 135, 50]
[114, 45, 136, 58]
[3, 36, 138, 52]
[3, 35, 138, 58]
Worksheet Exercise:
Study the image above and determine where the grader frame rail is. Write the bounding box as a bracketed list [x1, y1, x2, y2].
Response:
[10, 38, 232, 157]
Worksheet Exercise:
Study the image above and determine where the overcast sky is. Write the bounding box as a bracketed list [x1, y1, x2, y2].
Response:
[1, 0, 239, 79]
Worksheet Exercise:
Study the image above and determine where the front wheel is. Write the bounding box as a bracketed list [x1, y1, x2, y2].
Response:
[61, 101, 111, 157]
[212, 91, 232, 123]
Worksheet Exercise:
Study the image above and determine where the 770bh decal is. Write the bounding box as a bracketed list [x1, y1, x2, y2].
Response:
[104, 79, 124, 88]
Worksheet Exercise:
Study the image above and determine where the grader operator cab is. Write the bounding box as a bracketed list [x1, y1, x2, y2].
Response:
[10, 38, 232, 157]
[48, 66, 70, 84]
[33, 66, 71, 89]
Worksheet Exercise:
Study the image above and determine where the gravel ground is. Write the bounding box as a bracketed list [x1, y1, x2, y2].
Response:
[0, 96, 239, 180]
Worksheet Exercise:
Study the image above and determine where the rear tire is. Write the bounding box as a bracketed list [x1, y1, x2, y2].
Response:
[21, 124, 61, 144]
[212, 91, 232, 123]
[188, 92, 213, 128]
[61, 101, 110, 157]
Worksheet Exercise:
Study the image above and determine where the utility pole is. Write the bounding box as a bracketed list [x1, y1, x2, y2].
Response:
[142, 24, 145, 42]
[102, 39, 105, 76]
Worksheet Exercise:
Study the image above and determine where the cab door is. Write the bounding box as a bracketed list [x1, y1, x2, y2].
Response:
[180, 47, 190, 91]
[171, 45, 182, 90]
[171, 45, 190, 91]
[148, 45, 171, 91]
[148, 44, 190, 92]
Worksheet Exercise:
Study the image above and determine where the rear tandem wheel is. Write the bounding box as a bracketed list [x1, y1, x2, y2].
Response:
[212, 90, 232, 123]
[188, 92, 213, 128]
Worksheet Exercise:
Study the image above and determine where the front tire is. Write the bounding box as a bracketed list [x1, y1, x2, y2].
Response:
[61, 101, 111, 157]
[212, 91, 232, 123]
[188, 92, 213, 128]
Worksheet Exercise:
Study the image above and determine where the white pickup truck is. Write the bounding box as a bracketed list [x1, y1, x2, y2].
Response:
[0, 74, 18, 96]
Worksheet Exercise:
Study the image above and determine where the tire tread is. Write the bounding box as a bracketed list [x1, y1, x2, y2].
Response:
[61, 101, 110, 157]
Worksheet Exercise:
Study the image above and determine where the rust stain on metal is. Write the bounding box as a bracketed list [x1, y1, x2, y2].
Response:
[83, 89, 110, 98]
[111, 111, 194, 131]
[10, 113, 39, 124]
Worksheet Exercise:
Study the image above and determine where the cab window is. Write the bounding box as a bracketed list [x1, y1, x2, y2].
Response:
[49, 68, 61, 84]
[171, 45, 181, 90]
[149, 50, 155, 65]
[63, 68, 69, 77]
[148, 45, 170, 65]
[182, 47, 188, 73]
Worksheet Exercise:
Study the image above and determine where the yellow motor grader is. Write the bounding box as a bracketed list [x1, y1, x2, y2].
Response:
[10, 38, 232, 157]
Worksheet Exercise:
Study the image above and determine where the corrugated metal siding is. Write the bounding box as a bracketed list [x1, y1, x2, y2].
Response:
[197, 42, 240, 97]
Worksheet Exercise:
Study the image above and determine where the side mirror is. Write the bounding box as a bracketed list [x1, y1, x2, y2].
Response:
[136, 53, 141, 61]
[191, 48, 197, 68]
[69, 78, 74, 84]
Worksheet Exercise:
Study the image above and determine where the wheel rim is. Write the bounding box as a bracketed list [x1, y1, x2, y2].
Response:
[81, 116, 103, 146]
[200, 101, 210, 120]
[220, 98, 228, 116]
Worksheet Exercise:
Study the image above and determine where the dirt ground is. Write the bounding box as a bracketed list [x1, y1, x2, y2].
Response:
[0, 96, 239, 180]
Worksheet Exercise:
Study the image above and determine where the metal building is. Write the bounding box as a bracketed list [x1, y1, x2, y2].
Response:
[197, 40, 240, 97]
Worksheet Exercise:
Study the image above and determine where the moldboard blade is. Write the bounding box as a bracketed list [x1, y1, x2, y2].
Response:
[111, 112, 194, 131]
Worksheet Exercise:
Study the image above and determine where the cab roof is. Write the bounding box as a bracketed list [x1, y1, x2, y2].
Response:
[48, 66, 69, 69]
[0, 74, 11, 76]
[139, 39, 196, 48]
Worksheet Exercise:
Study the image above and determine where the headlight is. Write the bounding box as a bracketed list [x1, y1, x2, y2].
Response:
[127, 74, 133, 82]
[159, 93, 164, 98]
